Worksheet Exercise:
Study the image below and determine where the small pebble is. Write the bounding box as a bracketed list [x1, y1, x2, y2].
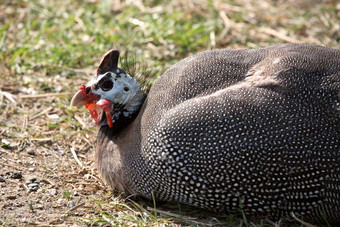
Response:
[28, 182, 39, 187]
[6, 195, 16, 200]
[27, 150, 36, 155]
[28, 176, 37, 183]
[52, 147, 64, 155]
[57, 198, 65, 204]
[11, 172, 22, 179]
[28, 168, 35, 172]
[28, 182, 39, 191]
[0, 177, 5, 182]
[1, 139, 11, 146]
[49, 188, 57, 196]
[67, 201, 75, 208]
[35, 204, 44, 209]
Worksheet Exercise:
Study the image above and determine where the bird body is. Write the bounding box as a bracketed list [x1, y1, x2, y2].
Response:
[71, 44, 340, 224]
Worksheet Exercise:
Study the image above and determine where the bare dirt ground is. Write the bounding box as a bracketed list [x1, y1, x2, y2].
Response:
[0, 75, 108, 225]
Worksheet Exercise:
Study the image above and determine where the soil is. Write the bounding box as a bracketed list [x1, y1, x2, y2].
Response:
[0, 75, 114, 226]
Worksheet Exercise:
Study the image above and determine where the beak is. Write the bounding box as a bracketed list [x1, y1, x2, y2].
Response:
[70, 85, 100, 107]
[70, 90, 87, 106]
[70, 85, 114, 128]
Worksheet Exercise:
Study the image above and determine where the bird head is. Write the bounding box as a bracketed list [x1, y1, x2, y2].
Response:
[70, 50, 143, 128]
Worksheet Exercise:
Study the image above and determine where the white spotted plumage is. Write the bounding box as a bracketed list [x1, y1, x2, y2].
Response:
[86, 44, 340, 225]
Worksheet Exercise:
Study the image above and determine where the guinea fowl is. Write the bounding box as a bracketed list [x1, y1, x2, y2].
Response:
[71, 43, 340, 224]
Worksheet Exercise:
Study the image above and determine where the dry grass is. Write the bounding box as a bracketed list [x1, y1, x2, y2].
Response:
[0, 0, 339, 226]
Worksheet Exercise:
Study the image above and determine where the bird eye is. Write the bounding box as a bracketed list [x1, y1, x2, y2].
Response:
[99, 80, 113, 91]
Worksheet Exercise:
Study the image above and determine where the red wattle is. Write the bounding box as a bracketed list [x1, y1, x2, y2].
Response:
[85, 103, 103, 125]
[96, 99, 114, 128]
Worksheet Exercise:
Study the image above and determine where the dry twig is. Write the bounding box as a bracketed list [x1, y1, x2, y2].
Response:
[0, 90, 18, 104]
[291, 212, 319, 227]
[74, 114, 87, 128]
[259, 27, 302, 43]
[30, 107, 53, 120]
[70, 146, 84, 169]
[219, 10, 232, 31]
[63, 202, 85, 216]
[19, 93, 72, 99]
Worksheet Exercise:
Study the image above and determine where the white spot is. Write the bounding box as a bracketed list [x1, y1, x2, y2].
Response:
[272, 57, 281, 64]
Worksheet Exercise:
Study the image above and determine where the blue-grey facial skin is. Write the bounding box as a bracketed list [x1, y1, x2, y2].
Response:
[84, 70, 144, 127]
